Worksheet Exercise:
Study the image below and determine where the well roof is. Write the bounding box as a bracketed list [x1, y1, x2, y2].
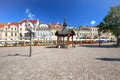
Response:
[55, 28, 75, 37]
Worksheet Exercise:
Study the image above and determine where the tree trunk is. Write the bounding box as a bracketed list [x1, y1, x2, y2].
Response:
[116, 35, 120, 46]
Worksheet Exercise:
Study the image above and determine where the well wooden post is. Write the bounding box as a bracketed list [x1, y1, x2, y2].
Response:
[72, 35, 73, 48]
[67, 36, 69, 48]
[63, 36, 64, 45]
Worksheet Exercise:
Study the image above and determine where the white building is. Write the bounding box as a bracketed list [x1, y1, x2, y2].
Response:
[100, 32, 116, 41]
[0, 23, 6, 40]
[0, 22, 19, 41]
[19, 19, 39, 40]
[36, 23, 51, 41]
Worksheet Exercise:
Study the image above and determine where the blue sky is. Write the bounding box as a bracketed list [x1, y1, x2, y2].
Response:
[0, 0, 120, 26]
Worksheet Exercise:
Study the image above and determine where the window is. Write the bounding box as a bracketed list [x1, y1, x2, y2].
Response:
[52, 33, 53, 35]
[15, 33, 17, 36]
[15, 28, 17, 30]
[11, 33, 13, 36]
[20, 28, 22, 31]
[5, 33, 7, 36]
[20, 33, 22, 37]
[5, 28, 7, 30]
[11, 28, 13, 30]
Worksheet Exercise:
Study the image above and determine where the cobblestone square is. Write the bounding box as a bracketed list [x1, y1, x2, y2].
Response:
[0, 44, 120, 80]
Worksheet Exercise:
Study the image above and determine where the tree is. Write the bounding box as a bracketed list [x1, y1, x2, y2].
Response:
[98, 5, 120, 46]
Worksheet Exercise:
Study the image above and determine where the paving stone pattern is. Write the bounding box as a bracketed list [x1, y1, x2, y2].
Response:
[0, 44, 120, 80]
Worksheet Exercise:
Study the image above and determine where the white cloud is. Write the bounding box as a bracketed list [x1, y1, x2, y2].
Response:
[25, 8, 30, 13]
[91, 20, 96, 25]
[25, 8, 35, 19]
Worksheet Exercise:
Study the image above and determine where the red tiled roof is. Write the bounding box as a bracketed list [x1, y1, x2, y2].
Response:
[0, 23, 7, 28]
[19, 19, 38, 24]
[49, 23, 63, 29]
[19, 19, 27, 24]
[7, 22, 19, 26]
[29, 20, 37, 23]
[0, 22, 19, 28]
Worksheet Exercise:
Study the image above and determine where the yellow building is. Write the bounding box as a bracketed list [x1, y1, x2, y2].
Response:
[77, 26, 91, 39]
[76, 26, 99, 39]
[90, 27, 98, 38]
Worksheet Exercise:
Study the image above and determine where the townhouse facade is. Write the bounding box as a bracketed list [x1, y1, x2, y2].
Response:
[49, 23, 63, 40]
[77, 26, 115, 41]
[19, 19, 39, 40]
[76, 26, 98, 39]
[78, 26, 91, 39]
[0, 23, 6, 40]
[0, 19, 116, 43]
[36, 23, 51, 41]
[0, 22, 19, 41]
[90, 27, 98, 38]
[100, 32, 116, 41]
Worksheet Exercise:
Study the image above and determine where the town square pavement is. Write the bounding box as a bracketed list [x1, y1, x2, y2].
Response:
[0, 43, 120, 80]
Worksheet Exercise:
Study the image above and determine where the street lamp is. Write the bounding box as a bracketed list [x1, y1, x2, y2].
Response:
[25, 20, 34, 57]
[98, 28, 101, 47]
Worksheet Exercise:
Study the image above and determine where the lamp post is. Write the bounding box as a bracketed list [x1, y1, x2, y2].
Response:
[25, 20, 34, 57]
[98, 29, 101, 47]
[29, 30, 32, 57]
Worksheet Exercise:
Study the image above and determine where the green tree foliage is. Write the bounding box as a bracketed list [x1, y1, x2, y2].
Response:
[98, 5, 120, 46]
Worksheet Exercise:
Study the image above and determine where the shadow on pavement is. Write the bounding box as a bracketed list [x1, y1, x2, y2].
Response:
[80, 44, 119, 48]
[45, 46, 57, 48]
[96, 58, 120, 61]
[7, 54, 29, 57]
